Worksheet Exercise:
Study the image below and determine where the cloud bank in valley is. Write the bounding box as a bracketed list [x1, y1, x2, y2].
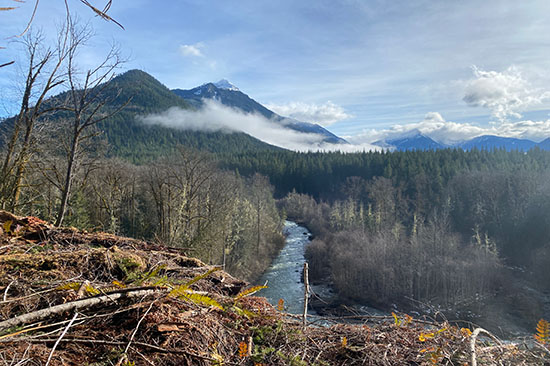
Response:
[140, 64, 550, 151]
[265, 101, 351, 126]
[138, 99, 378, 152]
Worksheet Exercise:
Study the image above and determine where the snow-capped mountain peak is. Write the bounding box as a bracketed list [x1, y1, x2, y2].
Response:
[213, 79, 239, 91]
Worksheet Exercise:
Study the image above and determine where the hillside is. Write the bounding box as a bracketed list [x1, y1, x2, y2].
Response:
[459, 135, 537, 151]
[374, 131, 446, 151]
[374, 132, 550, 152]
[0, 70, 281, 163]
[0, 211, 546, 365]
[96, 70, 282, 161]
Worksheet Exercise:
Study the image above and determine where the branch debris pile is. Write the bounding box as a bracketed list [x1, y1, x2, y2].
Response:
[0, 211, 547, 365]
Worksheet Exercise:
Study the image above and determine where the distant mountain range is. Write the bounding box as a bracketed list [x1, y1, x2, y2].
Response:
[173, 80, 347, 144]
[374, 131, 550, 152]
[375, 131, 445, 151]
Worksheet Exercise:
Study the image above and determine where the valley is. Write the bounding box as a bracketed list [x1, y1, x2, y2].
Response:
[2, 2, 550, 364]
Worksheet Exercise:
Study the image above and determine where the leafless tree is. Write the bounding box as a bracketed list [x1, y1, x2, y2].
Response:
[1, 0, 122, 69]
[0, 27, 70, 212]
[54, 19, 126, 227]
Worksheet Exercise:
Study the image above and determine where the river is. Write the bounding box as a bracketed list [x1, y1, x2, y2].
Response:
[256, 220, 312, 314]
[257, 221, 548, 337]
[256, 220, 395, 318]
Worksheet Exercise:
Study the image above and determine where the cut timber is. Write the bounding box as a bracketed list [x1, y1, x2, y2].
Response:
[0, 288, 165, 332]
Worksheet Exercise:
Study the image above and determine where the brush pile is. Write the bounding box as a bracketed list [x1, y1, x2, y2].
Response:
[0, 211, 548, 365]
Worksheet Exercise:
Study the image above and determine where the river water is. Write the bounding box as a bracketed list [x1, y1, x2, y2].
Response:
[256, 220, 390, 318]
[256, 220, 312, 314]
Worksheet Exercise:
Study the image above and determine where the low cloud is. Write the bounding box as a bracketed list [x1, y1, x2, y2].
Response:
[139, 102, 550, 152]
[347, 112, 550, 146]
[179, 43, 204, 58]
[265, 101, 351, 126]
[138, 100, 375, 152]
[463, 66, 550, 122]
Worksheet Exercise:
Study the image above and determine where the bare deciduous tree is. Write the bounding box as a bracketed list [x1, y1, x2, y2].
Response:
[0, 28, 70, 211]
[1, 0, 122, 69]
[54, 19, 126, 227]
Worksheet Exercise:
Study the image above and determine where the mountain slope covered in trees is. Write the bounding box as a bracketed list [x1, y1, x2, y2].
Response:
[0, 69, 281, 163]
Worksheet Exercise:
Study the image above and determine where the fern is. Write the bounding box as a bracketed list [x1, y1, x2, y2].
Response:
[392, 312, 412, 327]
[2, 220, 12, 234]
[132, 264, 167, 285]
[341, 336, 348, 348]
[534, 319, 549, 344]
[231, 305, 257, 319]
[56, 282, 82, 291]
[168, 267, 224, 310]
[419, 327, 447, 342]
[181, 292, 223, 310]
[234, 285, 268, 300]
[111, 280, 126, 289]
[84, 284, 101, 296]
[181, 266, 221, 289]
[239, 341, 249, 358]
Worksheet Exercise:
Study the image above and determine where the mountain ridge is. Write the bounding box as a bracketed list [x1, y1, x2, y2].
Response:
[173, 82, 347, 144]
[375, 131, 550, 152]
[0, 69, 282, 162]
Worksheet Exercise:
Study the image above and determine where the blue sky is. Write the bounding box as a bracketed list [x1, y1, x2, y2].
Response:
[3, 0, 550, 145]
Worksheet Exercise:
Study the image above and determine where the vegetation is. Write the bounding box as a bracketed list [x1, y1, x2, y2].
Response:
[0, 212, 547, 365]
[250, 149, 550, 333]
[2, 2, 547, 364]
[0, 25, 283, 282]
[2, 46, 549, 332]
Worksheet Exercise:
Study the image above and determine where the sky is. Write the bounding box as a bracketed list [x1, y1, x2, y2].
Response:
[3, 0, 550, 147]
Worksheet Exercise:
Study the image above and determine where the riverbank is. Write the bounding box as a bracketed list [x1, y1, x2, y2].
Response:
[280, 217, 548, 338]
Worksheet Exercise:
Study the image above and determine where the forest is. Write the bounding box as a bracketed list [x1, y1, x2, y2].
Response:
[250, 148, 550, 332]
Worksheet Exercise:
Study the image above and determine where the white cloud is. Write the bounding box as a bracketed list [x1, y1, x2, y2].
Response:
[138, 100, 374, 152]
[495, 120, 550, 141]
[463, 66, 550, 122]
[179, 43, 204, 58]
[265, 101, 351, 126]
[346, 112, 550, 146]
[138, 103, 550, 153]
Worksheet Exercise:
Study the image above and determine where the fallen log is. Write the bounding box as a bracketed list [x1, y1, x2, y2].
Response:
[0, 288, 166, 332]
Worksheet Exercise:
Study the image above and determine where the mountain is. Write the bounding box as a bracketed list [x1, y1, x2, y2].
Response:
[173, 81, 347, 144]
[1, 70, 282, 162]
[459, 135, 537, 151]
[91, 71, 285, 160]
[374, 131, 446, 151]
[374, 130, 550, 152]
[536, 137, 550, 150]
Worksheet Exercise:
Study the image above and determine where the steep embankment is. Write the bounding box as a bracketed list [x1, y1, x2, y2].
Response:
[0, 211, 547, 365]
